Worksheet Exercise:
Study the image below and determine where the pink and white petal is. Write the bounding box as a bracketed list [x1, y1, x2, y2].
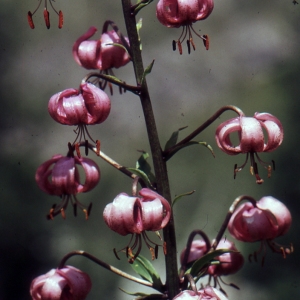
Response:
[141, 199, 164, 231]
[57, 266, 92, 300]
[81, 83, 111, 124]
[72, 26, 98, 67]
[239, 117, 264, 153]
[195, 0, 214, 21]
[75, 157, 100, 193]
[51, 157, 78, 195]
[215, 118, 242, 155]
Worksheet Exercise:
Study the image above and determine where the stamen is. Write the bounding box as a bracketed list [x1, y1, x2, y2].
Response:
[96, 140, 101, 156]
[190, 38, 196, 51]
[43, 8, 50, 29]
[163, 241, 167, 255]
[85, 140, 89, 156]
[149, 247, 155, 260]
[108, 82, 113, 95]
[58, 11, 63, 29]
[113, 248, 121, 260]
[60, 208, 66, 219]
[177, 40, 183, 55]
[27, 12, 35, 29]
[172, 40, 176, 51]
[202, 34, 209, 50]
[75, 143, 81, 158]
[186, 39, 191, 54]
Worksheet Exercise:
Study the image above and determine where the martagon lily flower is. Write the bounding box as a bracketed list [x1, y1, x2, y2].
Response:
[35, 154, 100, 219]
[103, 188, 171, 263]
[215, 112, 284, 184]
[30, 266, 92, 300]
[173, 287, 228, 300]
[156, 0, 214, 54]
[48, 82, 111, 144]
[228, 196, 293, 260]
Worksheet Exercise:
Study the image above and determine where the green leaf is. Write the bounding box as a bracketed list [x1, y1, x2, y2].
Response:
[164, 126, 188, 151]
[130, 255, 163, 292]
[172, 190, 196, 208]
[186, 249, 236, 277]
[127, 168, 153, 188]
[141, 60, 155, 85]
[134, 0, 154, 15]
[136, 151, 156, 183]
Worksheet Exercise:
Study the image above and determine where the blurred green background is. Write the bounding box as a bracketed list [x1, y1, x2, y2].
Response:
[1, 0, 299, 299]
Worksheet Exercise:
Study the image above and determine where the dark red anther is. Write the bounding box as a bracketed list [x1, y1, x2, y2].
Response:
[96, 140, 101, 156]
[58, 11, 63, 29]
[203, 34, 209, 50]
[44, 8, 50, 29]
[27, 11, 35, 29]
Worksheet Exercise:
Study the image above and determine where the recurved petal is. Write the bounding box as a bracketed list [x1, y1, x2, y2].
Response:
[239, 117, 264, 153]
[57, 266, 92, 300]
[72, 26, 99, 69]
[103, 194, 143, 235]
[80, 83, 111, 124]
[215, 117, 242, 155]
[254, 113, 284, 152]
[48, 88, 88, 125]
[75, 157, 100, 193]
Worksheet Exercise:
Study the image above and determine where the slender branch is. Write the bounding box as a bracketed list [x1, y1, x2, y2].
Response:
[163, 105, 245, 160]
[211, 195, 257, 249]
[121, 1, 180, 298]
[58, 250, 153, 288]
[83, 72, 141, 95]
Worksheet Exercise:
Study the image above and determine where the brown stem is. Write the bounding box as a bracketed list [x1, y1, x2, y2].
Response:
[121, 0, 180, 297]
[163, 105, 244, 160]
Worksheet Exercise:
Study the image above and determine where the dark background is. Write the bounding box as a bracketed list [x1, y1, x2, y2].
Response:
[0, 1, 299, 299]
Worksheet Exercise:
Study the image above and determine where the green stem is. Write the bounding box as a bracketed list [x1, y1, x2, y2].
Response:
[121, 1, 179, 298]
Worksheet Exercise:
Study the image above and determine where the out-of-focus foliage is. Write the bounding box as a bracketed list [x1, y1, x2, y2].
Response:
[0, 1, 299, 299]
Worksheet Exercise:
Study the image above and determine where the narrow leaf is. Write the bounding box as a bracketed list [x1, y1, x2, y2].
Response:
[164, 126, 188, 151]
[127, 168, 152, 188]
[172, 190, 196, 208]
[141, 60, 155, 84]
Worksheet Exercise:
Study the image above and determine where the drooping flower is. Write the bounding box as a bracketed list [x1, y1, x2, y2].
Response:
[156, 0, 214, 54]
[215, 112, 284, 184]
[30, 265, 91, 300]
[103, 188, 171, 262]
[48, 82, 111, 144]
[228, 196, 292, 259]
[28, 0, 63, 29]
[73, 26, 130, 70]
[180, 238, 243, 277]
[207, 239, 244, 277]
[35, 154, 100, 219]
[173, 287, 227, 300]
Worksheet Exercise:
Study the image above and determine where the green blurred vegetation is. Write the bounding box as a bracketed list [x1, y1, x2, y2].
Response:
[0, 0, 299, 299]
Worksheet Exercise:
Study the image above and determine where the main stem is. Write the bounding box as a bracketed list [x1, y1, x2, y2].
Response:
[121, 1, 179, 298]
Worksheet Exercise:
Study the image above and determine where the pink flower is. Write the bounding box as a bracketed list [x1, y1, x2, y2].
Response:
[48, 82, 111, 126]
[35, 154, 100, 219]
[73, 27, 130, 70]
[215, 112, 284, 183]
[173, 287, 227, 300]
[156, 0, 214, 53]
[103, 188, 171, 262]
[30, 265, 91, 300]
[103, 188, 171, 235]
[180, 239, 208, 265]
[207, 239, 244, 276]
[228, 196, 291, 243]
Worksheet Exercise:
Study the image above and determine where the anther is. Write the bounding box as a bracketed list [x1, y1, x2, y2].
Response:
[177, 40, 183, 55]
[75, 143, 81, 158]
[58, 11, 63, 29]
[27, 12, 35, 29]
[202, 34, 209, 50]
[96, 140, 101, 156]
[44, 9, 50, 29]
[172, 40, 176, 51]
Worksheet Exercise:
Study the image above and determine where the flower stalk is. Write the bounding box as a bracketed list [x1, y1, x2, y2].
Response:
[121, 0, 179, 297]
